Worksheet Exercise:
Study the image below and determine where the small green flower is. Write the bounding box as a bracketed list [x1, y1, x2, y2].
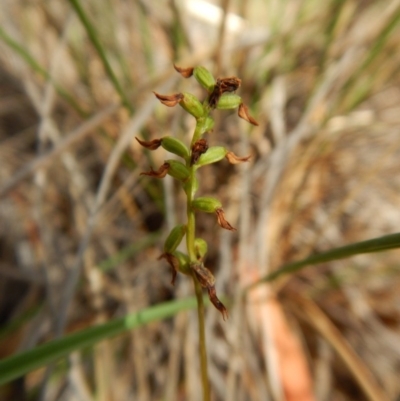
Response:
[191, 196, 222, 213]
[161, 136, 190, 160]
[216, 93, 242, 110]
[194, 238, 208, 260]
[166, 160, 190, 182]
[195, 146, 227, 167]
[192, 197, 236, 231]
[193, 66, 216, 91]
[180, 92, 205, 118]
[163, 224, 187, 253]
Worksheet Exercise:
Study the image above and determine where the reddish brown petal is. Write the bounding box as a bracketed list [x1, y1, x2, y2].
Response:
[215, 208, 236, 231]
[158, 252, 179, 285]
[191, 263, 215, 288]
[238, 103, 259, 126]
[209, 76, 242, 108]
[208, 86, 222, 109]
[140, 163, 169, 178]
[207, 286, 228, 320]
[225, 151, 251, 164]
[135, 136, 162, 150]
[191, 263, 228, 320]
[173, 64, 194, 78]
[191, 138, 209, 165]
[217, 77, 241, 93]
[153, 92, 184, 107]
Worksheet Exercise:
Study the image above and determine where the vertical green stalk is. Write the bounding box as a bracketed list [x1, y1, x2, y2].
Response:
[185, 127, 210, 401]
[192, 272, 210, 401]
[185, 168, 197, 261]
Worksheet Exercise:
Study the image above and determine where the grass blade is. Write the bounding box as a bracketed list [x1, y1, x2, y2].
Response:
[0, 26, 87, 115]
[67, 0, 133, 114]
[98, 232, 161, 271]
[341, 4, 400, 111]
[248, 232, 400, 288]
[0, 297, 199, 386]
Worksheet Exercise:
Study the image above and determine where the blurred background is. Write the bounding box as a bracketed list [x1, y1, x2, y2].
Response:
[1, 0, 400, 400]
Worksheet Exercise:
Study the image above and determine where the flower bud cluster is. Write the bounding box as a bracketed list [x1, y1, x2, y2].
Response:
[137, 65, 258, 318]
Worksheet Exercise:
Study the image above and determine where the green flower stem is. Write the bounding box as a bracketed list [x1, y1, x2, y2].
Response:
[186, 211, 197, 261]
[186, 168, 197, 261]
[192, 114, 210, 145]
[186, 120, 210, 401]
[192, 271, 210, 401]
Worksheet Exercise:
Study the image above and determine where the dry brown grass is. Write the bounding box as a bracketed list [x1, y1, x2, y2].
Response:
[1, 0, 400, 400]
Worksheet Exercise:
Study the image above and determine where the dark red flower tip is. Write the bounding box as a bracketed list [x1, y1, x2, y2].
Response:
[191, 263, 228, 320]
[153, 92, 184, 107]
[173, 65, 194, 78]
[238, 103, 259, 126]
[140, 163, 169, 178]
[135, 137, 162, 150]
[191, 138, 209, 165]
[215, 208, 236, 231]
[158, 252, 179, 285]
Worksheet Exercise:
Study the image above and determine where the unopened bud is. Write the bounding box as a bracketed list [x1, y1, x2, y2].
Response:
[194, 238, 208, 260]
[166, 159, 190, 182]
[193, 66, 216, 91]
[163, 224, 187, 253]
[174, 251, 191, 275]
[196, 146, 227, 167]
[161, 136, 190, 159]
[192, 197, 222, 213]
[180, 92, 204, 118]
[216, 93, 242, 110]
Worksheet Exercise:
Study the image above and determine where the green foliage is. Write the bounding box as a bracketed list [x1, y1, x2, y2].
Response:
[248, 232, 400, 289]
[0, 297, 201, 386]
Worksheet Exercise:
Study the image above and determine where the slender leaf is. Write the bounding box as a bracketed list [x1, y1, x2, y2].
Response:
[248, 232, 400, 289]
[0, 297, 200, 386]
[341, 4, 400, 111]
[0, 26, 86, 115]
[67, 0, 133, 114]
[98, 232, 161, 271]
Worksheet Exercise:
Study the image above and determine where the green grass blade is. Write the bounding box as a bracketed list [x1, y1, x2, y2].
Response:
[0, 26, 87, 116]
[355, 5, 400, 81]
[248, 232, 400, 288]
[318, 0, 347, 73]
[98, 232, 161, 271]
[341, 5, 400, 111]
[0, 297, 199, 386]
[67, 0, 133, 114]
